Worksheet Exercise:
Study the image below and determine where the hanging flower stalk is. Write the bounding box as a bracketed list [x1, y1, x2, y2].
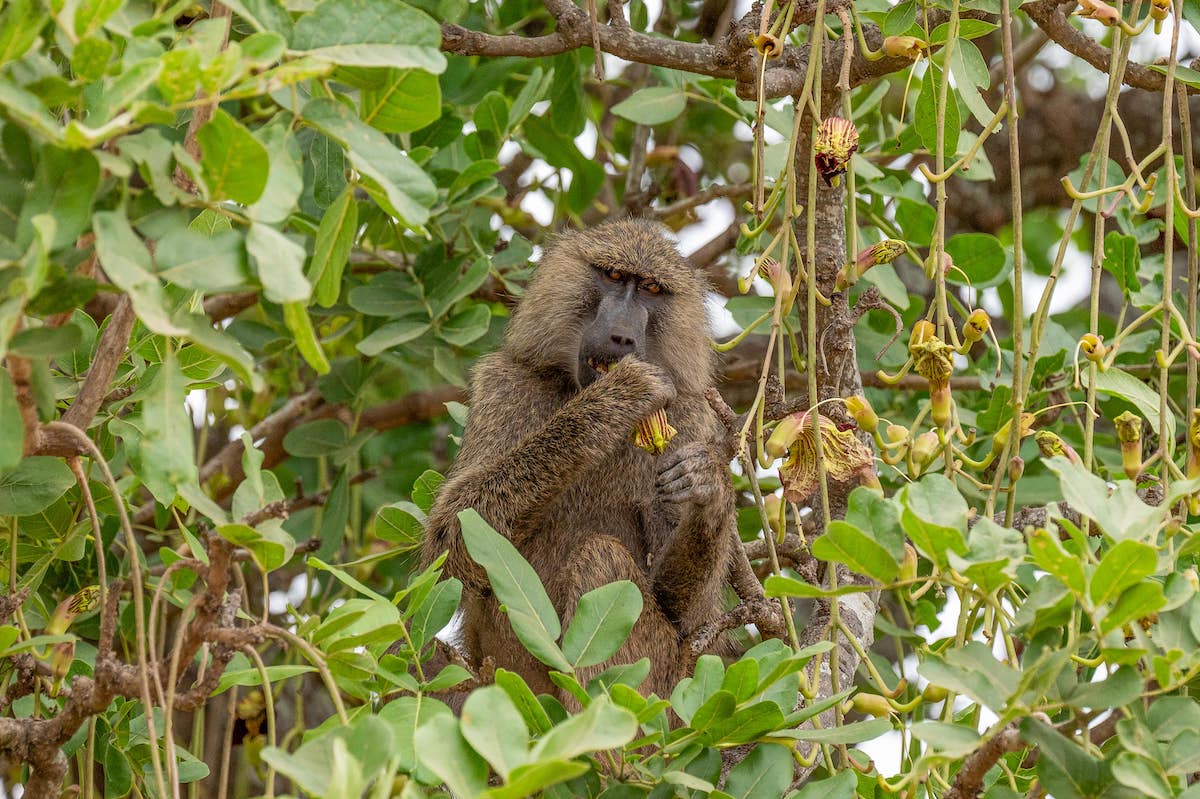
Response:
[1112, 411, 1143, 480]
[766, 411, 879, 502]
[911, 332, 957, 429]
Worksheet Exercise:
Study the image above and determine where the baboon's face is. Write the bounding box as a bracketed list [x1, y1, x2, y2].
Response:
[577, 264, 670, 388]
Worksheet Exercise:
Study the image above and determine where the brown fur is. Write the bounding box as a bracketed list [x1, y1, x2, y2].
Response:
[422, 218, 735, 700]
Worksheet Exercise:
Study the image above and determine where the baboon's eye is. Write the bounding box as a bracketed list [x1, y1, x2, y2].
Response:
[640, 280, 662, 295]
[604, 268, 624, 283]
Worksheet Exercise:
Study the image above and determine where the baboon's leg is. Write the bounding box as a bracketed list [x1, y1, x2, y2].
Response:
[553, 535, 681, 700]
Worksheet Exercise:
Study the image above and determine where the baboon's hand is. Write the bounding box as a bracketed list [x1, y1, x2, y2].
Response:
[656, 442, 727, 507]
[606, 357, 676, 415]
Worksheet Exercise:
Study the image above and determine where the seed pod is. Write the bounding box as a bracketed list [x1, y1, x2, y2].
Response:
[1113, 410, 1143, 480]
[845, 394, 879, 433]
[631, 407, 676, 455]
[814, 117, 859, 187]
[1007, 455, 1025, 484]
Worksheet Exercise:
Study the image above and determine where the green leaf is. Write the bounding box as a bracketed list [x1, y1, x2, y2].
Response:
[945, 233, 1009, 288]
[247, 223, 311, 304]
[918, 642, 1019, 711]
[218, 522, 295, 571]
[283, 419, 350, 457]
[461, 686, 530, 778]
[562, 580, 643, 669]
[0, 0, 46, 66]
[140, 355, 197, 504]
[484, 760, 590, 799]
[308, 185, 358, 307]
[317, 466, 349, 558]
[1112, 753, 1172, 799]
[361, 68, 441, 132]
[1100, 581, 1166, 635]
[910, 722, 982, 758]
[914, 66, 959, 162]
[812, 520, 899, 584]
[438, 305, 491, 347]
[414, 715, 489, 799]
[882, 1, 916, 35]
[215, 664, 316, 694]
[1044, 456, 1165, 541]
[1091, 539, 1158, 606]
[292, 0, 446, 71]
[723, 743, 793, 799]
[282, 302, 331, 374]
[0, 372, 22, 472]
[530, 696, 638, 760]
[459, 509, 570, 671]
[302, 98, 436, 228]
[92, 211, 186, 336]
[0, 457, 74, 516]
[1089, 367, 1176, 441]
[248, 123, 303, 224]
[409, 577, 460, 650]
[357, 315, 431, 356]
[1028, 527, 1086, 596]
[930, 19, 998, 43]
[1020, 717, 1109, 799]
[155, 228, 251, 292]
[1103, 232, 1140, 297]
[776, 716, 892, 744]
[9, 324, 83, 358]
[374, 501, 424, 546]
[16, 146, 99, 252]
[899, 473, 968, 569]
[196, 108, 270, 204]
[73, 0, 121, 37]
[611, 86, 687, 125]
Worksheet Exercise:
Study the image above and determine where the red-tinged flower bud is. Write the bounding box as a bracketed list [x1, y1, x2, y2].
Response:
[961, 309, 991, 344]
[1035, 430, 1082, 465]
[883, 35, 926, 60]
[1079, 333, 1107, 364]
[1007, 455, 1025, 484]
[766, 411, 808, 460]
[49, 640, 74, 682]
[1078, 0, 1122, 25]
[845, 394, 879, 433]
[757, 257, 793, 297]
[631, 407, 677, 455]
[900, 542, 918, 582]
[814, 117, 859, 187]
[852, 693, 893, 717]
[886, 424, 909, 444]
[924, 251, 953, 281]
[929, 381, 953, 428]
[1113, 410, 1143, 480]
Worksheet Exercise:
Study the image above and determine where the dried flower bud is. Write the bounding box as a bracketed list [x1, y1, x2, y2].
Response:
[837, 239, 907, 292]
[1113, 410, 1143, 480]
[1078, 0, 1123, 25]
[883, 35, 926, 60]
[1007, 455, 1024, 484]
[961, 310, 991, 344]
[1079, 333, 1107, 364]
[814, 117, 859, 187]
[1035, 430, 1082, 465]
[845, 394, 879, 433]
[631, 407, 677, 455]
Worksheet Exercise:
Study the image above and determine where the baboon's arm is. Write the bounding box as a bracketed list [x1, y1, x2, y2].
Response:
[425, 356, 673, 590]
[651, 441, 735, 634]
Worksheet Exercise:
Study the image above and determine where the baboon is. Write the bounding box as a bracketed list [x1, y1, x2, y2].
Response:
[423, 218, 735, 700]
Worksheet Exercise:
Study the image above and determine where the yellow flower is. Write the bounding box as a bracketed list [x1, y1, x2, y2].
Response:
[836, 239, 907, 292]
[883, 36, 926, 60]
[630, 407, 676, 455]
[773, 412, 877, 502]
[911, 334, 955, 428]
